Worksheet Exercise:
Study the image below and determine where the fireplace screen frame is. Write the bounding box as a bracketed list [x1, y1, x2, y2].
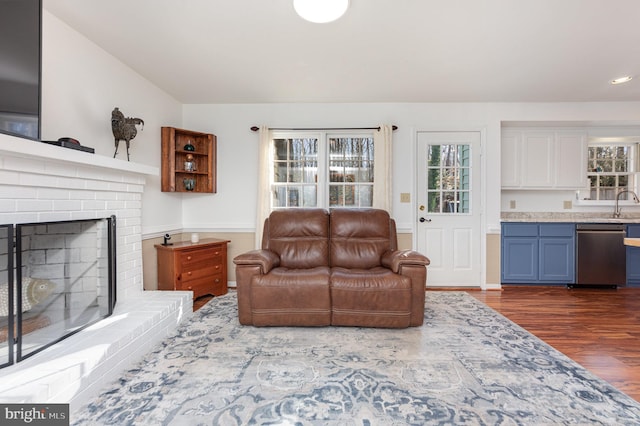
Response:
[0, 216, 116, 368]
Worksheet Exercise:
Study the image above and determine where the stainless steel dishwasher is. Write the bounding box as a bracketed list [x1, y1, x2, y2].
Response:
[575, 223, 627, 287]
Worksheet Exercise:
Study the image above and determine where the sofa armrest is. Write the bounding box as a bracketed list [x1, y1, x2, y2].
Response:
[233, 250, 281, 325]
[382, 250, 430, 327]
[381, 250, 430, 274]
[233, 249, 280, 274]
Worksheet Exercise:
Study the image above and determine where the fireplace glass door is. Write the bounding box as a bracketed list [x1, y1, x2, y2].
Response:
[0, 225, 14, 368]
[0, 217, 116, 366]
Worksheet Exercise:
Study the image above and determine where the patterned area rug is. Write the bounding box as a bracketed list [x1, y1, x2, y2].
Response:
[72, 292, 640, 425]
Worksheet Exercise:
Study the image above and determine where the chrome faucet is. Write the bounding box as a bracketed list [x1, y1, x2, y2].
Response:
[613, 189, 640, 218]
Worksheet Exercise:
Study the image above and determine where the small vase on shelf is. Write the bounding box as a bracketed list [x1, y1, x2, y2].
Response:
[183, 178, 195, 191]
[184, 140, 195, 151]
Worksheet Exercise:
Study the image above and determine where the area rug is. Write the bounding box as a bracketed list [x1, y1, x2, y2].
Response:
[71, 292, 640, 425]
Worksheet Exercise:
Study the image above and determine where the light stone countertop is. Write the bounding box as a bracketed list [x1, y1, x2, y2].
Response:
[501, 212, 640, 223]
[625, 238, 640, 247]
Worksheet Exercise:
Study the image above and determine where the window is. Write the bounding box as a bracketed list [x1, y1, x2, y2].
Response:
[271, 132, 375, 209]
[272, 137, 318, 208]
[427, 144, 471, 213]
[587, 143, 637, 200]
[329, 137, 374, 208]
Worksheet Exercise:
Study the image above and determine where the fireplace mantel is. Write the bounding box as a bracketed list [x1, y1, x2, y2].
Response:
[0, 135, 158, 177]
[0, 134, 158, 296]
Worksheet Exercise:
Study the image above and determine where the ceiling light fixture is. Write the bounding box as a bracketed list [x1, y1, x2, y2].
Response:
[611, 76, 633, 85]
[293, 0, 349, 23]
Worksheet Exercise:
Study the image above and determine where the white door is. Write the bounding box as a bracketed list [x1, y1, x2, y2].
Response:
[416, 131, 482, 286]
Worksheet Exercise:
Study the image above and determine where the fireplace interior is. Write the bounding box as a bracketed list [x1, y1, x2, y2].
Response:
[0, 217, 116, 367]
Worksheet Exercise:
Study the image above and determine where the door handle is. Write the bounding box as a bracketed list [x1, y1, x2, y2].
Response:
[419, 217, 432, 223]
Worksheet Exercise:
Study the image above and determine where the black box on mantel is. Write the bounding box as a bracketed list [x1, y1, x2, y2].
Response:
[41, 138, 95, 153]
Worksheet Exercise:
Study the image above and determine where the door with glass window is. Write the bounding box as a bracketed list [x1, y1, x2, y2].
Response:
[416, 131, 481, 286]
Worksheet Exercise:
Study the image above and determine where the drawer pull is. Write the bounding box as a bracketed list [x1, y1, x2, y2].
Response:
[215, 265, 220, 270]
[214, 251, 220, 255]
[187, 286, 192, 290]
[186, 255, 192, 261]
[214, 278, 220, 283]
[187, 272, 192, 276]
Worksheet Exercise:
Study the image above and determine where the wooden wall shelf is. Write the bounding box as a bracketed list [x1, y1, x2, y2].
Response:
[161, 126, 217, 193]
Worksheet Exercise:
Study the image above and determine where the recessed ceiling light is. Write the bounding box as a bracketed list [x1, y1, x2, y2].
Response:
[611, 76, 633, 85]
[293, 0, 349, 23]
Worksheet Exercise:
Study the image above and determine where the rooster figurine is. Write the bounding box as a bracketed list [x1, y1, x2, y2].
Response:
[111, 107, 144, 161]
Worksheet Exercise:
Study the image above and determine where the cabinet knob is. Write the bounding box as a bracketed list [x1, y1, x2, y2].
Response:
[215, 265, 220, 270]
[187, 255, 192, 261]
[187, 286, 192, 290]
[214, 251, 220, 255]
[187, 271, 192, 276]
[214, 278, 220, 283]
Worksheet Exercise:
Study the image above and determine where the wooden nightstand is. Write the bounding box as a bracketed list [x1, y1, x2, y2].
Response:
[155, 238, 229, 299]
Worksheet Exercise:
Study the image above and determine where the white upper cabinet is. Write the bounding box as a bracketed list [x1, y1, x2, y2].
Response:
[554, 131, 588, 188]
[501, 128, 588, 190]
[501, 131, 521, 187]
[521, 131, 554, 187]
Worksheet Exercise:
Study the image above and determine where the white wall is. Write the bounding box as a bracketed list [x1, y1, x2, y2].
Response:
[181, 103, 496, 233]
[23, 11, 640, 240]
[40, 11, 184, 235]
[182, 102, 640, 237]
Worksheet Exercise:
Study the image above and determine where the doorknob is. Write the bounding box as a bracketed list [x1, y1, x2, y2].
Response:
[419, 217, 432, 223]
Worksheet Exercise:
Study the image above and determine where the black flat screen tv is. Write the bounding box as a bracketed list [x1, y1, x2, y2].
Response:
[0, 0, 41, 140]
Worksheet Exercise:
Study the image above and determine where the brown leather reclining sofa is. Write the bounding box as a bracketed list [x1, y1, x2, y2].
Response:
[233, 208, 430, 328]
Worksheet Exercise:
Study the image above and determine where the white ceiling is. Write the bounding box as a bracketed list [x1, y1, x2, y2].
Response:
[44, 0, 640, 104]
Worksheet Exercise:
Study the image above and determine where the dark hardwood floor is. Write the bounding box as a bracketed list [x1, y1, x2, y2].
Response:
[195, 286, 640, 402]
[193, 295, 213, 311]
[466, 285, 640, 402]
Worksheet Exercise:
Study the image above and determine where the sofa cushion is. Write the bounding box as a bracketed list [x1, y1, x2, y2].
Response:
[330, 209, 393, 269]
[264, 208, 329, 269]
[330, 267, 412, 328]
[250, 266, 331, 326]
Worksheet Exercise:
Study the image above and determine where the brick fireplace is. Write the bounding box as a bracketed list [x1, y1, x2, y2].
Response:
[0, 137, 191, 411]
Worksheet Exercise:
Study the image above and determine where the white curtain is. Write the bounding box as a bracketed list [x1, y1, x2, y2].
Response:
[255, 126, 272, 248]
[373, 124, 393, 214]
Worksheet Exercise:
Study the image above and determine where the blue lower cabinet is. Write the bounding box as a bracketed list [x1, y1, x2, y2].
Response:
[539, 238, 575, 282]
[502, 223, 575, 284]
[502, 237, 538, 282]
[627, 224, 640, 286]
